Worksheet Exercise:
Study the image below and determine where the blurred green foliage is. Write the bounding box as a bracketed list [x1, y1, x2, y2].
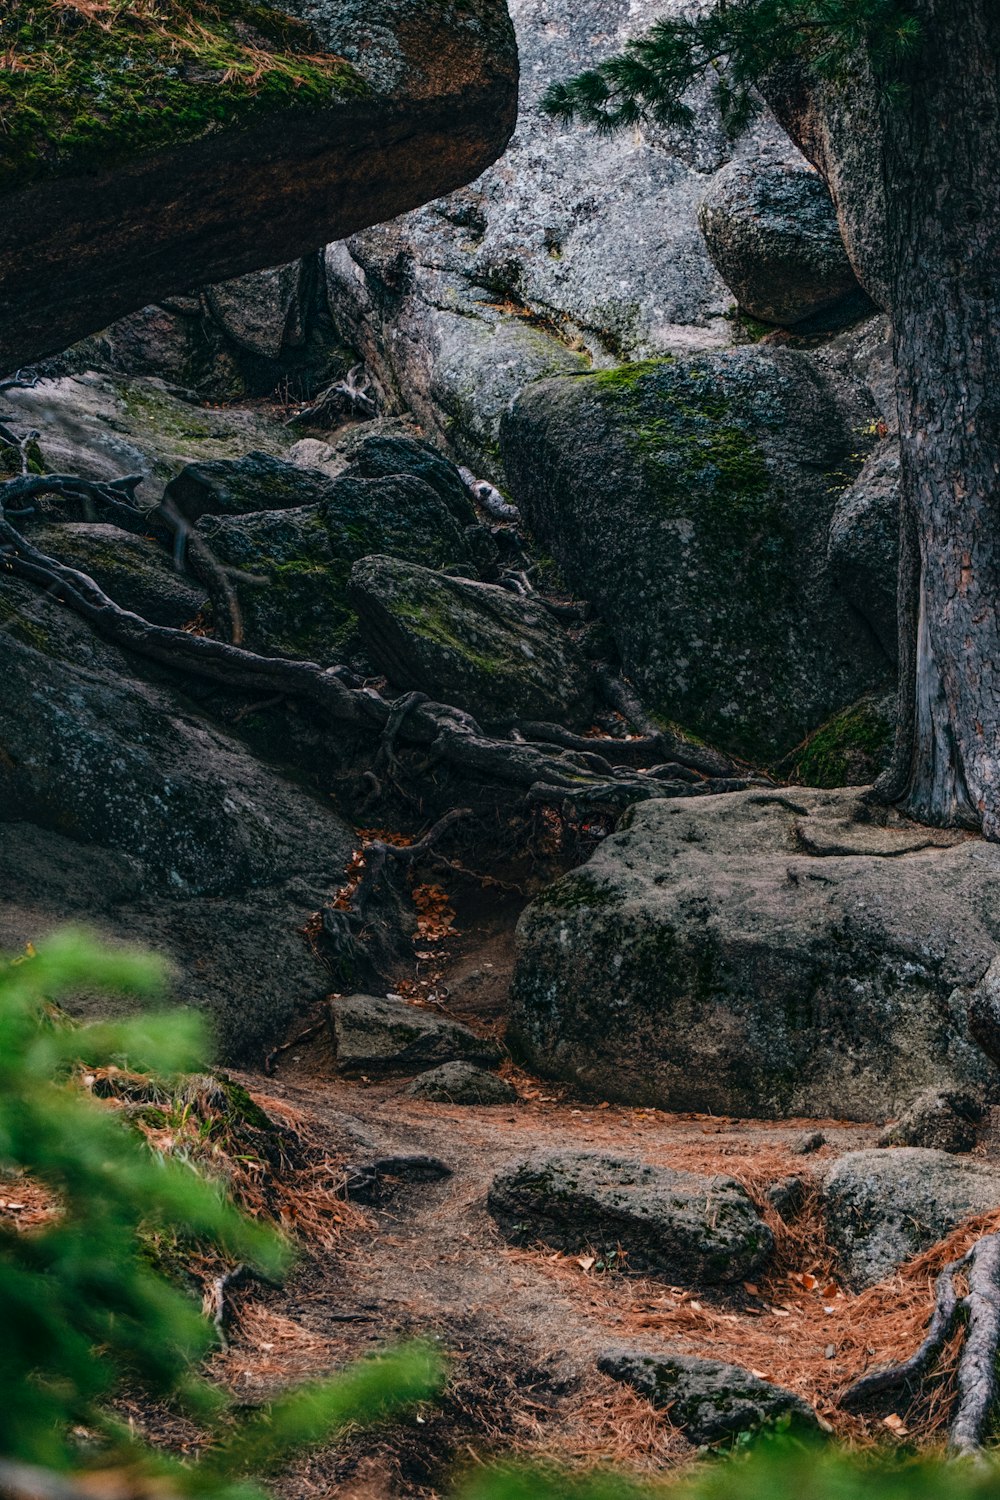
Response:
[0, 929, 442, 1493]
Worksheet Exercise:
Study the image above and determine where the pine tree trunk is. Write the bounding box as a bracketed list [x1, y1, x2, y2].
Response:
[876, 0, 1000, 835]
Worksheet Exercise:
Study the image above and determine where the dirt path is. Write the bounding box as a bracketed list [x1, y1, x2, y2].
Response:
[201, 879, 1000, 1494]
[219, 1015, 893, 1496]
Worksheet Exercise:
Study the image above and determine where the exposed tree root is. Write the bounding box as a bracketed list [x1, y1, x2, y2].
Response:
[0, 471, 764, 813]
[842, 1231, 1000, 1455]
[321, 809, 471, 973]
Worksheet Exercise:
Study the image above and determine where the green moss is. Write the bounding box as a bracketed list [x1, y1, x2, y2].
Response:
[0, 595, 53, 653]
[532, 874, 617, 914]
[591, 360, 773, 522]
[0, 438, 44, 477]
[591, 357, 676, 393]
[257, 553, 357, 658]
[723, 305, 775, 344]
[786, 694, 895, 788]
[587, 359, 795, 750]
[0, 0, 368, 191]
[394, 597, 505, 679]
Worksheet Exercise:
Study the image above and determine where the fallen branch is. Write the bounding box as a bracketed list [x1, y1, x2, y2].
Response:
[842, 1231, 1000, 1454]
[458, 466, 521, 523]
[263, 1018, 327, 1077]
[202, 1262, 282, 1351]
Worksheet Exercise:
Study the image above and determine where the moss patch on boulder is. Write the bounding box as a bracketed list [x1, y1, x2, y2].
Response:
[786, 692, 895, 787]
[0, 0, 365, 191]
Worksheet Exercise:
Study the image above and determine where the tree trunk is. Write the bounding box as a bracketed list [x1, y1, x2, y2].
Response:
[876, 0, 1000, 835]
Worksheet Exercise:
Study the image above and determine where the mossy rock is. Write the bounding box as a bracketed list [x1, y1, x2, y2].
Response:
[0, 0, 365, 193]
[28, 522, 207, 629]
[785, 692, 896, 787]
[487, 1151, 773, 1282]
[501, 346, 893, 762]
[599, 1350, 818, 1446]
[0, 0, 519, 370]
[192, 448, 483, 660]
[348, 554, 594, 728]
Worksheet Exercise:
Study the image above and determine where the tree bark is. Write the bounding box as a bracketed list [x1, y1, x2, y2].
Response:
[875, 0, 1000, 835]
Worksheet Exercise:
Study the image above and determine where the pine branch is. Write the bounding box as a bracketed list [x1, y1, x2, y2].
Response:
[540, 0, 920, 136]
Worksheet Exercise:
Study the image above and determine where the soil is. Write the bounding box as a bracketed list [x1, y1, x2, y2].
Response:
[173, 865, 1000, 1498]
[14, 822, 975, 1492]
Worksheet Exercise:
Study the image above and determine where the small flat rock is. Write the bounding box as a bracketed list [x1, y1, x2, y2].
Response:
[487, 1151, 772, 1283]
[345, 1154, 452, 1204]
[878, 1087, 985, 1154]
[405, 1062, 517, 1106]
[599, 1350, 818, 1446]
[793, 1131, 827, 1156]
[329, 993, 501, 1075]
[824, 1149, 1000, 1288]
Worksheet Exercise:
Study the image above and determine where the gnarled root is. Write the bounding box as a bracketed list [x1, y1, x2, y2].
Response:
[842, 1232, 1000, 1454]
[0, 472, 761, 814]
[322, 809, 472, 976]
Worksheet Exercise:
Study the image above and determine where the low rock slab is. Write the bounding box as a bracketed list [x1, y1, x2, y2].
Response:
[598, 1350, 818, 1445]
[878, 1089, 985, 1154]
[509, 786, 1000, 1120]
[824, 1149, 1000, 1289]
[349, 554, 593, 728]
[487, 1151, 772, 1282]
[405, 1062, 517, 1105]
[329, 993, 501, 1075]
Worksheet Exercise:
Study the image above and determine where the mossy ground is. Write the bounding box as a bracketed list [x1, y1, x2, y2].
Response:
[0, 0, 367, 190]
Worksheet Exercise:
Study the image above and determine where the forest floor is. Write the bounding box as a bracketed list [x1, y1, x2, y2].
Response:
[185, 880, 1000, 1497]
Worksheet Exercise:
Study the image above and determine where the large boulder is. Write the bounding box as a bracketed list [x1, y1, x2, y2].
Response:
[598, 1351, 817, 1445]
[501, 348, 893, 762]
[324, 0, 800, 475]
[487, 1151, 772, 1282]
[0, 578, 353, 1061]
[349, 555, 594, 727]
[698, 159, 865, 328]
[763, 56, 890, 311]
[165, 439, 487, 658]
[329, 993, 502, 1074]
[823, 1150, 1000, 1289]
[0, 0, 518, 370]
[509, 787, 1000, 1121]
